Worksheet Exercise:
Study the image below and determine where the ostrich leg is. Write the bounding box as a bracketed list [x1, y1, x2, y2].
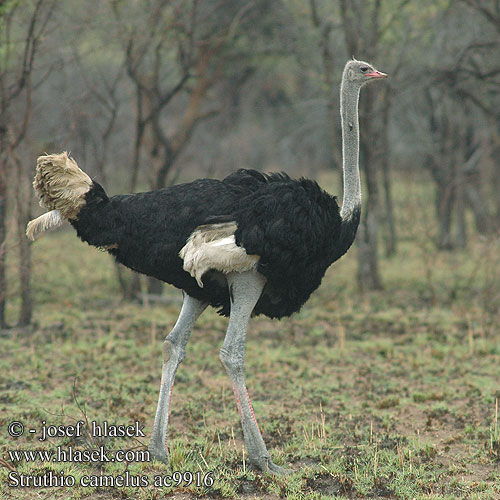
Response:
[149, 294, 207, 462]
[220, 271, 291, 474]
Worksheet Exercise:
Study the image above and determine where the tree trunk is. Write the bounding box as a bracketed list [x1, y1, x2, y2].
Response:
[10, 148, 33, 326]
[455, 163, 467, 249]
[147, 276, 163, 295]
[465, 183, 492, 234]
[113, 86, 145, 301]
[382, 162, 396, 256]
[17, 168, 33, 326]
[491, 124, 500, 224]
[0, 190, 6, 328]
[380, 87, 396, 256]
[357, 208, 383, 290]
[0, 154, 7, 328]
[435, 175, 454, 250]
[460, 141, 492, 235]
[115, 263, 141, 301]
[18, 221, 32, 326]
[356, 88, 383, 290]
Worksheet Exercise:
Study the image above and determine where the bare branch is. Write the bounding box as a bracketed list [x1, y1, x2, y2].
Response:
[380, 0, 412, 38]
[309, 0, 320, 28]
[459, 0, 500, 31]
[8, 0, 55, 149]
[159, 72, 191, 107]
[455, 88, 498, 117]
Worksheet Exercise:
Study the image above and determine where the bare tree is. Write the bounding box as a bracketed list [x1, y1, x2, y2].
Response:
[74, 59, 126, 187]
[339, 0, 386, 289]
[380, 83, 397, 256]
[109, 0, 269, 296]
[309, 0, 342, 172]
[459, 0, 500, 33]
[455, 1, 500, 227]
[304, 0, 409, 281]
[0, 0, 55, 326]
[420, 0, 499, 248]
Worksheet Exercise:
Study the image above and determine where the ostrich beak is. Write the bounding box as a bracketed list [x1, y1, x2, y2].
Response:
[365, 70, 387, 78]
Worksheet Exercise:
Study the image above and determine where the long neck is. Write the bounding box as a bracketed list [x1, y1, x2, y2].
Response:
[339, 79, 362, 221]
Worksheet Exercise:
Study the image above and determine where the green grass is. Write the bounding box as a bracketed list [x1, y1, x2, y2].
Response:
[0, 171, 499, 499]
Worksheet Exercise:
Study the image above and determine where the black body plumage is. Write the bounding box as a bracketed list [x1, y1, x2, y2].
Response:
[71, 170, 360, 319]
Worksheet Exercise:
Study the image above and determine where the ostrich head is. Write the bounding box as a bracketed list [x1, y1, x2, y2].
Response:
[343, 59, 387, 87]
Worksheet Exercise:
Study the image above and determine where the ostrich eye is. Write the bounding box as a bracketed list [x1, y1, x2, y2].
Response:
[360, 66, 369, 72]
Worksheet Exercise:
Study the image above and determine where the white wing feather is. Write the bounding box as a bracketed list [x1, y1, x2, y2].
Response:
[179, 223, 259, 287]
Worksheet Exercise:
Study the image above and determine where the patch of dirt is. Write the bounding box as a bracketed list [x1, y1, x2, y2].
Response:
[236, 476, 268, 496]
[369, 482, 394, 498]
[305, 472, 354, 497]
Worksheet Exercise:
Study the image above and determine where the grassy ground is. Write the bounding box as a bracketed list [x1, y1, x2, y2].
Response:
[0, 172, 499, 499]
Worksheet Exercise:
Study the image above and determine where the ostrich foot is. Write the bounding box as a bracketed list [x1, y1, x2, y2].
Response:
[251, 456, 293, 475]
[266, 461, 293, 475]
[148, 444, 169, 465]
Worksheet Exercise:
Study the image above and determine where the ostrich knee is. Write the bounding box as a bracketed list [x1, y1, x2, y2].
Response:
[162, 333, 186, 366]
[219, 345, 244, 377]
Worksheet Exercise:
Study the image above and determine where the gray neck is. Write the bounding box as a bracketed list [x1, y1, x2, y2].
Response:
[339, 78, 362, 221]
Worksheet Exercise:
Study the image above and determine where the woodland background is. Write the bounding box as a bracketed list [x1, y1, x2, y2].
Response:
[0, 0, 498, 325]
[0, 1, 499, 499]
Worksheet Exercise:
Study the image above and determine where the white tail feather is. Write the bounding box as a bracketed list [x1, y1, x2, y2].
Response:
[26, 152, 92, 242]
[34, 152, 92, 219]
[26, 210, 64, 241]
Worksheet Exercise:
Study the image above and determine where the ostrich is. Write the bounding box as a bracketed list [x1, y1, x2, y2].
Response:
[27, 59, 386, 474]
